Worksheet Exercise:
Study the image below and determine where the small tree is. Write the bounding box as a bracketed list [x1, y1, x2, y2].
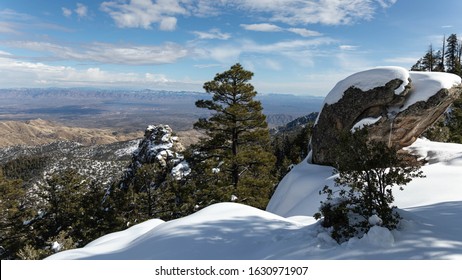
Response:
[316, 128, 424, 243]
[191, 63, 276, 209]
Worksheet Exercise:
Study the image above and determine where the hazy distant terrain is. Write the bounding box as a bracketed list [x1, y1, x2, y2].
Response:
[0, 88, 323, 133]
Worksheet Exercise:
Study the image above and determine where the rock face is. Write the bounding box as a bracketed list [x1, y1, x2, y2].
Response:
[121, 124, 190, 187]
[311, 67, 462, 166]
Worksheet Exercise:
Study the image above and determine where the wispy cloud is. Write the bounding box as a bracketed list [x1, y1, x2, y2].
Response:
[0, 9, 34, 21]
[384, 56, 420, 65]
[0, 21, 18, 34]
[6, 41, 189, 65]
[287, 28, 322, 37]
[100, 0, 187, 30]
[75, 3, 89, 19]
[241, 23, 283, 32]
[0, 55, 200, 89]
[100, 0, 397, 30]
[62, 7, 73, 18]
[196, 37, 335, 65]
[61, 3, 89, 19]
[192, 29, 231, 40]
[339, 45, 359, 51]
[241, 23, 322, 37]
[195, 0, 396, 25]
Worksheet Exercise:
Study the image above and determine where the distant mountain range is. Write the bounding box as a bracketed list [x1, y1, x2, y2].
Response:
[0, 88, 323, 130]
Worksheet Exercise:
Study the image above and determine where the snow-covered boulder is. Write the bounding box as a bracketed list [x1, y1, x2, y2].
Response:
[311, 67, 461, 165]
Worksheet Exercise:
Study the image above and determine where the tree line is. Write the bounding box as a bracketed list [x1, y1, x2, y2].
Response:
[411, 33, 462, 76]
[411, 33, 462, 143]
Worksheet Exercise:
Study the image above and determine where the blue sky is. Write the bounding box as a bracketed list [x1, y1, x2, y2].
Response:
[0, 0, 461, 96]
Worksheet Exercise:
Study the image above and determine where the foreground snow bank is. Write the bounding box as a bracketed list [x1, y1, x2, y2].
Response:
[267, 139, 462, 217]
[47, 203, 312, 260]
[47, 140, 462, 260]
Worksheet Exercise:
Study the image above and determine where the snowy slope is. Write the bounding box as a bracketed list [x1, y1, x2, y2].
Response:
[46, 139, 462, 260]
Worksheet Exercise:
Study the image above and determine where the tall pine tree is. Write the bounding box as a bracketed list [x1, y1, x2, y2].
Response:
[191, 63, 276, 209]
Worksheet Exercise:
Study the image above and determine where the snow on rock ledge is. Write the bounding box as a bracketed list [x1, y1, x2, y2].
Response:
[311, 67, 461, 166]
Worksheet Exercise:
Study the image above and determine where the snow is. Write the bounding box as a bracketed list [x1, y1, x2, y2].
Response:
[400, 71, 461, 111]
[48, 139, 462, 260]
[368, 214, 383, 226]
[114, 139, 140, 158]
[316, 67, 461, 125]
[322, 66, 410, 106]
[171, 160, 191, 180]
[37, 68, 462, 260]
[351, 116, 382, 132]
[45, 138, 462, 260]
[51, 241, 62, 252]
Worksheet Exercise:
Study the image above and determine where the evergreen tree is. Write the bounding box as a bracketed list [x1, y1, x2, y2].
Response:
[446, 34, 461, 75]
[271, 124, 313, 181]
[191, 63, 276, 209]
[411, 34, 462, 143]
[447, 96, 462, 143]
[0, 169, 34, 259]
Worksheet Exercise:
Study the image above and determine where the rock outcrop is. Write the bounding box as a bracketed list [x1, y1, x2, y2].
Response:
[121, 124, 190, 188]
[311, 67, 462, 166]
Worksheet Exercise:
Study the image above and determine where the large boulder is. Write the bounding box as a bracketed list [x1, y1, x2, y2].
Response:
[311, 67, 462, 166]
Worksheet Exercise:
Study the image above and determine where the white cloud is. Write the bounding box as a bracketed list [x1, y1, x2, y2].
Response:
[384, 56, 420, 65]
[75, 3, 89, 18]
[0, 50, 12, 56]
[192, 29, 231, 40]
[339, 45, 359, 51]
[62, 7, 73, 18]
[193, 0, 395, 26]
[159, 17, 177, 31]
[206, 45, 242, 63]
[263, 59, 282, 71]
[287, 28, 322, 37]
[0, 22, 18, 34]
[193, 64, 222, 69]
[242, 38, 335, 53]
[241, 23, 322, 37]
[241, 23, 283, 32]
[100, 0, 187, 30]
[100, 0, 396, 31]
[0, 9, 33, 21]
[0, 55, 198, 89]
[195, 37, 335, 66]
[6, 41, 189, 65]
[376, 0, 398, 8]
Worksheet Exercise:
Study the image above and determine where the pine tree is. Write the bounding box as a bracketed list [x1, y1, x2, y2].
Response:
[422, 44, 435, 71]
[446, 34, 460, 74]
[0, 169, 34, 259]
[440, 35, 446, 72]
[191, 63, 276, 209]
